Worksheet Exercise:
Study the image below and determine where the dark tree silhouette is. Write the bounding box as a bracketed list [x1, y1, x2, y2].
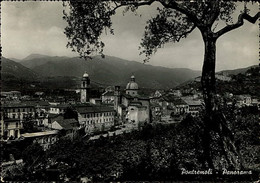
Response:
[63, 0, 259, 169]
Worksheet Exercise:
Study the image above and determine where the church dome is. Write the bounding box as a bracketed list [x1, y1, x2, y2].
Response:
[126, 75, 138, 90]
[83, 72, 89, 78]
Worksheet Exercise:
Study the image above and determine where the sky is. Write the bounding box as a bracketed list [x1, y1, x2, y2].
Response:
[1, 1, 259, 71]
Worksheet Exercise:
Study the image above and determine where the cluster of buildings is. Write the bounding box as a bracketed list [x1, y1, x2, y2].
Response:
[0, 73, 151, 148]
[2, 71, 258, 151]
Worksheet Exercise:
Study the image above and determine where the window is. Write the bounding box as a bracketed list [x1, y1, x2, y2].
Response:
[13, 109, 15, 112]
[5, 123, 8, 129]
[23, 108, 25, 112]
[13, 114, 16, 119]
[16, 122, 18, 128]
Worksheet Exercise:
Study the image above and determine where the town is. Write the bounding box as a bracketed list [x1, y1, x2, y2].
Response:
[1, 1, 259, 181]
[2, 68, 259, 165]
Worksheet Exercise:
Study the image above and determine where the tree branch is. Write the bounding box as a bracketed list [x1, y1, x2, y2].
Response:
[158, 0, 200, 25]
[112, 0, 200, 25]
[215, 11, 260, 38]
[111, 0, 156, 12]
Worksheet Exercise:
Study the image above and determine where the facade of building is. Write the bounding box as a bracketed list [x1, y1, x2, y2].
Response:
[101, 91, 115, 104]
[74, 104, 115, 134]
[160, 95, 188, 116]
[114, 76, 151, 126]
[49, 104, 69, 114]
[215, 73, 232, 81]
[1, 91, 21, 99]
[183, 99, 202, 117]
[1, 104, 36, 140]
[51, 117, 79, 136]
[89, 98, 102, 105]
[235, 95, 252, 107]
[21, 130, 59, 151]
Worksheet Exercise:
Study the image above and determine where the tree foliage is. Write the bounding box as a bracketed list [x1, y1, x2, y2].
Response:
[62, 0, 259, 172]
[63, 1, 258, 60]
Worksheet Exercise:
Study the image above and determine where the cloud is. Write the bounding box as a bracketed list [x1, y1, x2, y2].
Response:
[1, 1, 258, 71]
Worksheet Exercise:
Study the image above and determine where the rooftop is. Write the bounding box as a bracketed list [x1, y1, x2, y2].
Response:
[21, 130, 59, 138]
[121, 93, 150, 100]
[53, 118, 79, 130]
[183, 99, 202, 106]
[3, 103, 35, 108]
[73, 104, 114, 114]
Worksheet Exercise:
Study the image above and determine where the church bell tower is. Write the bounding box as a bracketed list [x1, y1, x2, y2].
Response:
[81, 72, 90, 103]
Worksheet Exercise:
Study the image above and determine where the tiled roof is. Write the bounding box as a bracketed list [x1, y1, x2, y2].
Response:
[129, 102, 142, 106]
[121, 93, 150, 100]
[74, 105, 114, 114]
[183, 99, 202, 106]
[23, 100, 50, 107]
[50, 104, 69, 109]
[54, 118, 79, 130]
[162, 95, 187, 105]
[2, 103, 35, 108]
[48, 113, 61, 119]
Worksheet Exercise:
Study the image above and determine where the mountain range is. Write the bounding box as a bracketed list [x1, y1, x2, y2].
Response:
[1, 54, 257, 90]
[2, 54, 202, 89]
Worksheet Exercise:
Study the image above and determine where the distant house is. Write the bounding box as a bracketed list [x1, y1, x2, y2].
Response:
[101, 91, 115, 104]
[49, 104, 69, 114]
[215, 72, 231, 81]
[150, 103, 162, 122]
[44, 113, 60, 128]
[153, 90, 163, 98]
[183, 99, 202, 117]
[1, 91, 21, 99]
[1, 119, 22, 140]
[161, 95, 188, 116]
[171, 90, 182, 97]
[235, 95, 252, 107]
[73, 104, 115, 134]
[126, 101, 149, 127]
[23, 101, 50, 126]
[1, 103, 36, 140]
[2, 103, 36, 121]
[21, 130, 59, 151]
[90, 98, 102, 105]
[35, 92, 45, 97]
[252, 98, 258, 106]
[51, 117, 79, 136]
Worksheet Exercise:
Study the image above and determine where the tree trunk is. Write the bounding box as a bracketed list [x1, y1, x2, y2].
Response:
[200, 31, 217, 169]
[200, 31, 242, 170]
[201, 33, 216, 116]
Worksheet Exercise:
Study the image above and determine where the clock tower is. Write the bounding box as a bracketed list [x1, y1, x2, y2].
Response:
[81, 72, 90, 103]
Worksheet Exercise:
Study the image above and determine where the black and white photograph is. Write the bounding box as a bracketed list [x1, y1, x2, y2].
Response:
[1, 1, 259, 182]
